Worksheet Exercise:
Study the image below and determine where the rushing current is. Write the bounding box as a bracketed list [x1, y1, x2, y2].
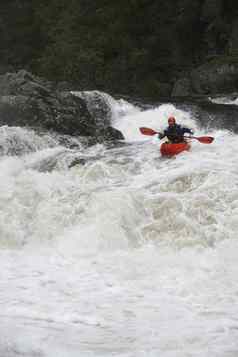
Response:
[1, 93, 238, 357]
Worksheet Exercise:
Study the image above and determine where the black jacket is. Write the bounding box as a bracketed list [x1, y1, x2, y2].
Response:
[159, 124, 194, 143]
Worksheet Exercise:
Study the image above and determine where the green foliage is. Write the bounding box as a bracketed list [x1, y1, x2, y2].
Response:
[0, 0, 234, 96]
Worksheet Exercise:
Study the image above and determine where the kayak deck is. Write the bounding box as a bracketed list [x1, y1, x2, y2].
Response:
[160, 141, 190, 157]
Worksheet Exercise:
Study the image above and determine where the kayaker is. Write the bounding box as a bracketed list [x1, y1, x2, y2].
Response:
[159, 116, 194, 143]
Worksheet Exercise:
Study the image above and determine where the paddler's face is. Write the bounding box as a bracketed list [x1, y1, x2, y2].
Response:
[168, 121, 175, 127]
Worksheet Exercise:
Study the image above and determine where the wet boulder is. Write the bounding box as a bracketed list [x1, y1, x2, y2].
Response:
[0, 70, 124, 141]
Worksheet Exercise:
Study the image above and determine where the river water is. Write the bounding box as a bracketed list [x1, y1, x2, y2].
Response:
[0, 96, 238, 357]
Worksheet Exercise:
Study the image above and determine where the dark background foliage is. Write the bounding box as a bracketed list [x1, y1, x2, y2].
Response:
[1, 0, 238, 97]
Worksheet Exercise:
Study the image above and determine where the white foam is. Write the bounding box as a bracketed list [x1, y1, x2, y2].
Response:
[1, 99, 238, 357]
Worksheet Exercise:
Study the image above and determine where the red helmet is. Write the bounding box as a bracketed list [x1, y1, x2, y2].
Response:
[168, 116, 176, 125]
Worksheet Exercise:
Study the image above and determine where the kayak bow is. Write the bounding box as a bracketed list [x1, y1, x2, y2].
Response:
[160, 141, 190, 157]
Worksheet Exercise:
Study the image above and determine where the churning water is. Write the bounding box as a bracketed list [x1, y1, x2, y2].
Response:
[1, 96, 238, 357]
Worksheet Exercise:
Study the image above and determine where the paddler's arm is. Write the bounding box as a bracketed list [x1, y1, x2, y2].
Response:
[182, 127, 194, 135]
[158, 131, 166, 139]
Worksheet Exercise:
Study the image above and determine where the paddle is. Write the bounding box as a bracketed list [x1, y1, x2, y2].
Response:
[139, 127, 214, 144]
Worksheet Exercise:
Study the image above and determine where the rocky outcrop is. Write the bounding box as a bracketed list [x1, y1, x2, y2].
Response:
[73, 91, 114, 129]
[172, 56, 238, 96]
[0, 70, 124, 142]
[190, 59, 238, 94]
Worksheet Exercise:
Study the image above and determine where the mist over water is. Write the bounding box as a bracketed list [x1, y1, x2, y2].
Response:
[1, 94, 238, 357]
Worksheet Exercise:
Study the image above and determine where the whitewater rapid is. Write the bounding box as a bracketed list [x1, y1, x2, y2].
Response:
[1, 98, 238, 357]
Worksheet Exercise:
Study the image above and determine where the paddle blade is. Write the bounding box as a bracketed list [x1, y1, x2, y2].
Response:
[195, 136, 214, 144]
[139, 127, 158, 136]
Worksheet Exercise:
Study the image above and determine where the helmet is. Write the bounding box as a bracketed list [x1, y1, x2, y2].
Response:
[168, 116, 176, 125]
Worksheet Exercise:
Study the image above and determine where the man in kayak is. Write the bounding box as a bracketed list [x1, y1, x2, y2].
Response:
[159, 116, 194, 143]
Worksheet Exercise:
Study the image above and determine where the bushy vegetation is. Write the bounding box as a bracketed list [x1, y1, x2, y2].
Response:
[0, 0, 236, 97]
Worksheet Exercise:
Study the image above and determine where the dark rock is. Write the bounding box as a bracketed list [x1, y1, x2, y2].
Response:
[173, 97, 238, 133]
[73, 90, 114, 129]
[0, 70, 53, 96]
[0, 95, 33, 126]
[0, 70, 124, 142]
[190, 57, 238, 94]
[96, 126, 125, 142]
[68, 157, 86, 168]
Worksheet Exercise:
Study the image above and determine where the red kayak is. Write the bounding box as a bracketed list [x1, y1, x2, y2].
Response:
[160, 141, 191, 157]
